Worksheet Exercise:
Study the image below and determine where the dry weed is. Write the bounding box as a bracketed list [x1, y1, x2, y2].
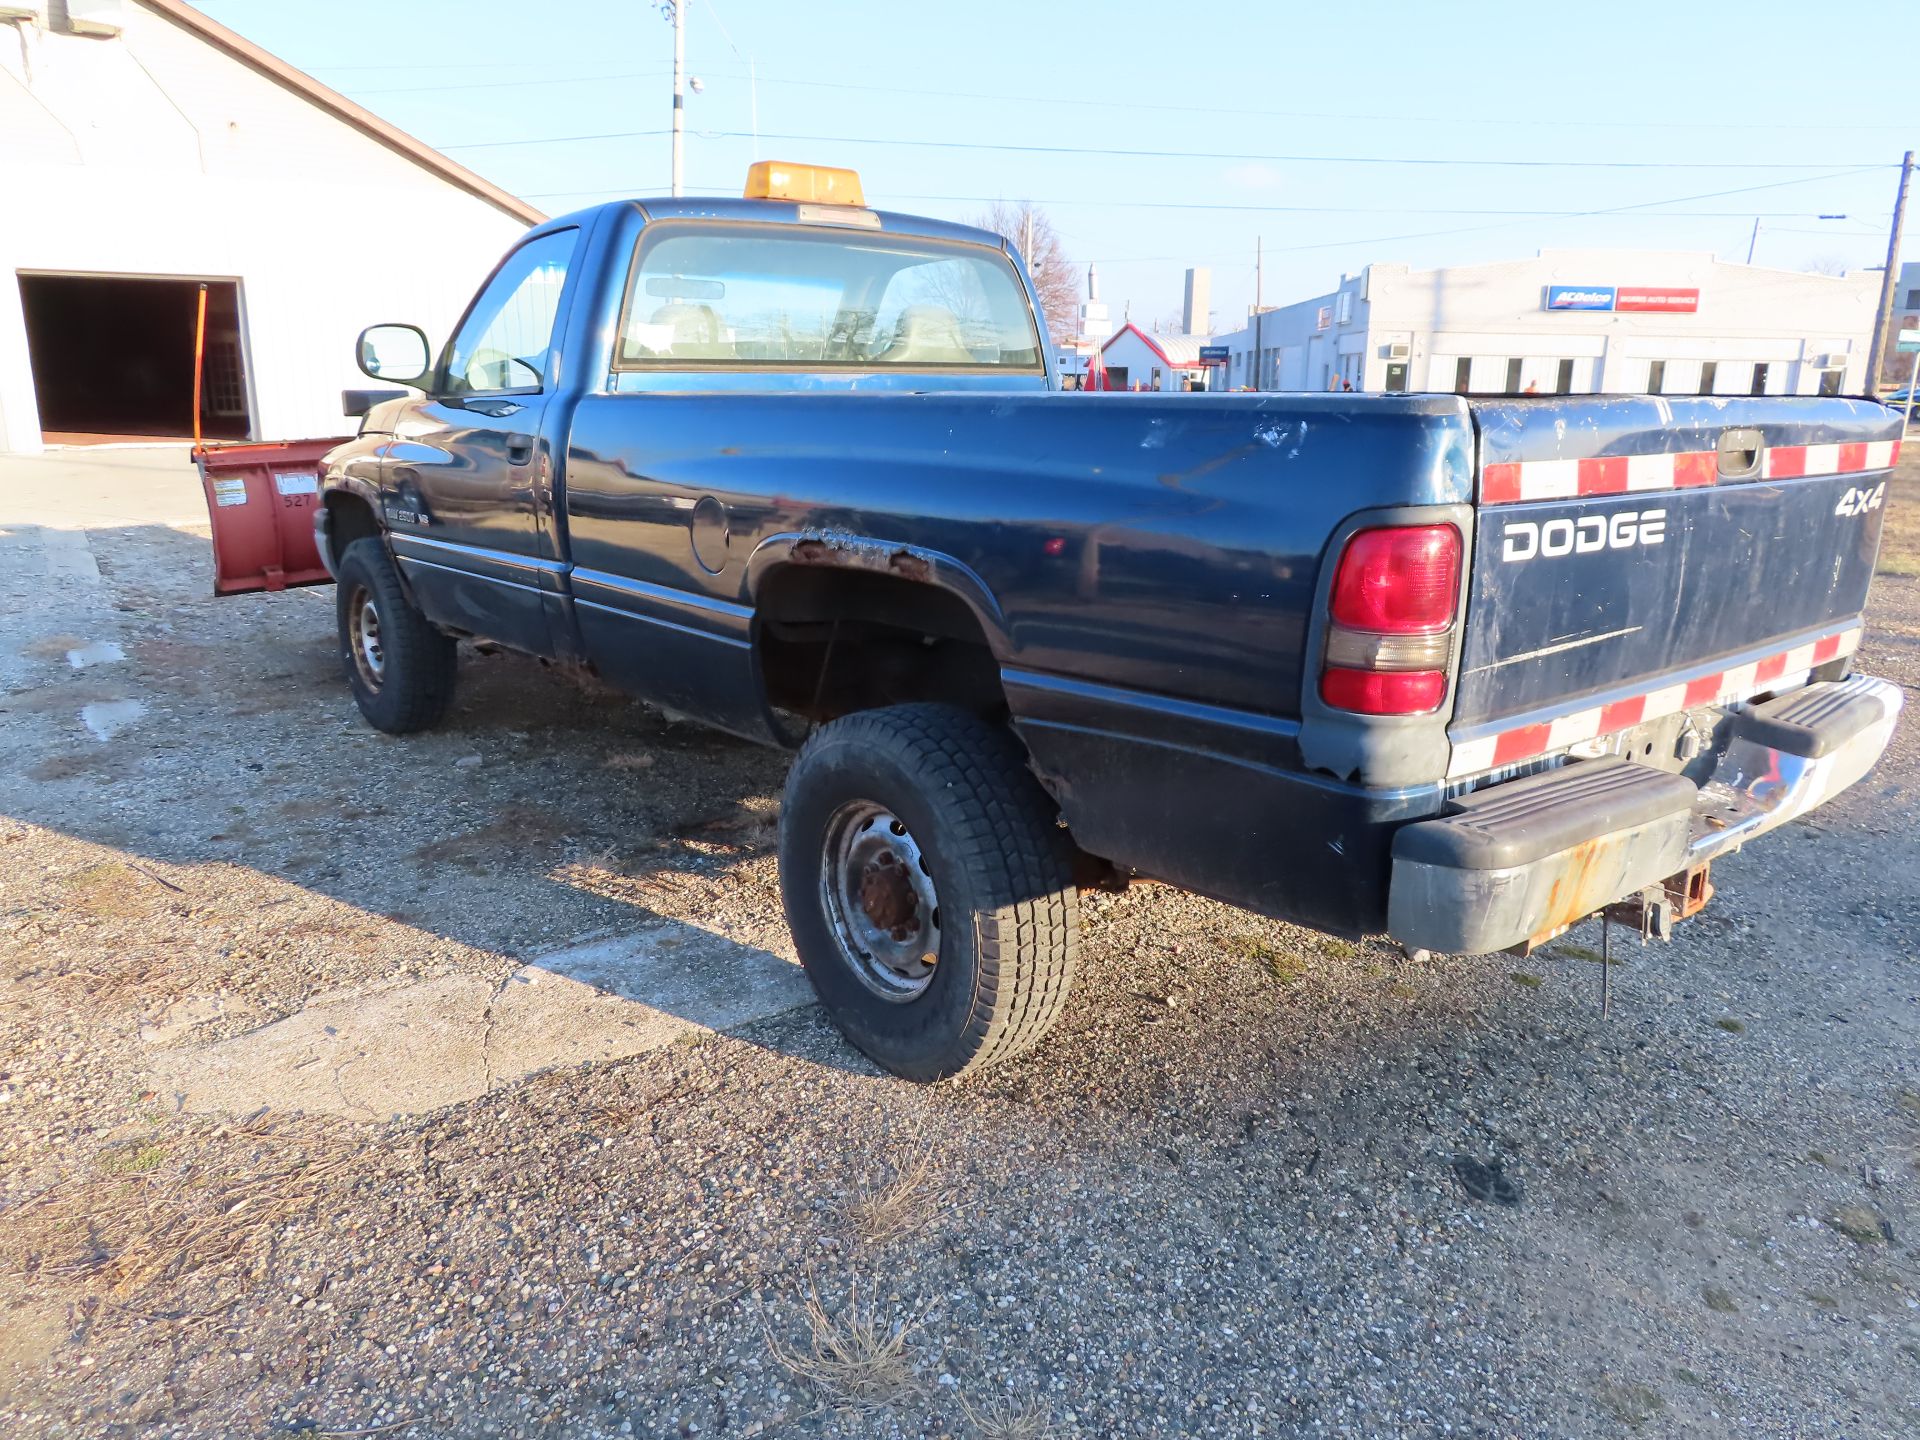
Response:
[846, 1149, 938, 1250]
[412, 805, 570, 868]
[766, 1277, 927, 1411]
[0, 1119, 361, 1308]
[958, 1391, 1059, 1440]
[60, 862, 153, 921]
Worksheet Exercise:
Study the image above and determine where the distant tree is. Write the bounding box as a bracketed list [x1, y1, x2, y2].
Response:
[1803, 255, 1850, 277]
[971, 201, 1078, 344]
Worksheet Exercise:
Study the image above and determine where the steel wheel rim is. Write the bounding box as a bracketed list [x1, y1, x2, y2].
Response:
[821, 800, 941, 1002]
[348, 585, 384, 689]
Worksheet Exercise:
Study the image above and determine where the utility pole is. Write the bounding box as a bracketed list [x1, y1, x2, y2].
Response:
[669, 0, 686, 197]
[1867, 150, 1913, 395]
[1024, 208, 1034, 268]
[1252, 235, 1263, 392]
[1746, 217, 1761, 265]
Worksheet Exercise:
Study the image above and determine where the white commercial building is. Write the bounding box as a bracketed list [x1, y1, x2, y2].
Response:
[0, 0, 541, 454]
[1887, 260, 1920, 387]
[1215, 249, 1878, 399]
[1097, 324, 1215, 392]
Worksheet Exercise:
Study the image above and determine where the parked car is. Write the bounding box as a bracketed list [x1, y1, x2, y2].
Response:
[219, 163, 1903, 1080]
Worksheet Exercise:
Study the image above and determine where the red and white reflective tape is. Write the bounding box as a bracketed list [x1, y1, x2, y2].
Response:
[1481, 439, 1898, 506]
[1445, 626, 1862, 780]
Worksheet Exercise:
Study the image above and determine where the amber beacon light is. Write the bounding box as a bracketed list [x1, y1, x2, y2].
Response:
[743, 161, 866, 206]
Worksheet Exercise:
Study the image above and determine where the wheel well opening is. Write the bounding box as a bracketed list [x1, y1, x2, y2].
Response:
[327, 492, 381, 555]
[756, 566, 1006, 725]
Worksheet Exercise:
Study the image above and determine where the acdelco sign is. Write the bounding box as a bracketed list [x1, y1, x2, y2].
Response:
[1545, 286, 1615, 311]
[1543, 285, 1700, 314]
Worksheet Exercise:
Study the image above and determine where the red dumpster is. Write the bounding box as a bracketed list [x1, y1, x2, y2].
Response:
[195, 437, 349, 596]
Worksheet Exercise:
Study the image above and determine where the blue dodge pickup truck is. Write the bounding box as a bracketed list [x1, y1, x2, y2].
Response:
[313, 162, 1903, 1079]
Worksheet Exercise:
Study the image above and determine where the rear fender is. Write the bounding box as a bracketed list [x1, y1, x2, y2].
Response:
[744, 532, 1010, 657]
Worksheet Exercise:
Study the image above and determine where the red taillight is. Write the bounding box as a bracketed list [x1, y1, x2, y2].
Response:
[1320, 667, 1449, 715]
[1328, 525, 1460, 633]
[1320, 524, 1461, 716]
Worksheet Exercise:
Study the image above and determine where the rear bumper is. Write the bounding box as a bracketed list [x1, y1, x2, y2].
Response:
[1387, 675, 1902, 953]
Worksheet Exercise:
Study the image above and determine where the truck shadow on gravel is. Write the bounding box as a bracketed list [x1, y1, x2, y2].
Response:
[2, 522, 893, 1100]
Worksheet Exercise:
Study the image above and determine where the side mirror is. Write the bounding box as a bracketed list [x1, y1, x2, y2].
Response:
[343, 388, 407, 418]
[356, 324, 432, 387]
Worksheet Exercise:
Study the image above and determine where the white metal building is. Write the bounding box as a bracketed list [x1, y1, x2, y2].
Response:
[1214, 249, 1878, 398]
[0, 0, 542, 454]
[1097, 324, 1215, 392]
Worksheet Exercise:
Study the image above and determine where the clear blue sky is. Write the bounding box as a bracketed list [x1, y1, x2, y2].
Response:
[200, 0, 1916, 331]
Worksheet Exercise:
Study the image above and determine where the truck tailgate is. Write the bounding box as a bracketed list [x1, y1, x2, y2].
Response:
[1449, 396, 1898, 779]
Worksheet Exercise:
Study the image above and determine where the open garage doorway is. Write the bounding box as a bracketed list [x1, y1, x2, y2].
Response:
[18, 273, 253, 445]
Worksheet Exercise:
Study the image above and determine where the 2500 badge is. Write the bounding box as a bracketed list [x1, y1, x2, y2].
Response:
[1501, 508, 1668, 563]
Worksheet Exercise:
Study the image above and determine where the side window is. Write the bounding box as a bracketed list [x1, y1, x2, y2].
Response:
[442, 228, 578, 397]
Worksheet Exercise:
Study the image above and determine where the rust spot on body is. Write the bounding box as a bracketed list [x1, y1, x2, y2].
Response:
[789, 537, 932, 582]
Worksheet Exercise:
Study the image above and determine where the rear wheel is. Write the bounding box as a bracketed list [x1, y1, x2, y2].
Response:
[335, 537, 457, 734]
[779, 703, 1079, 1080]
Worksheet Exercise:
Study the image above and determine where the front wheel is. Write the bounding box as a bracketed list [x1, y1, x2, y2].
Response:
[335, 537, 457, 734]
[779, 704, 1080, 1081]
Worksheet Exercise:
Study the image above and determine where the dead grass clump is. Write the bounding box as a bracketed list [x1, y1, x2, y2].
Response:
[846, 1150, 938, 1250]
[1877, 465, 1920, 578]
[413, 805, 570, 869]
[60, 862, 151, 921]
[958, 1392, 1059, 1439]
[0, 1119, 360, 1306]
[27, 751, 113, 782]
[1220, 933, 1307, 984]
[1591, 1377, 1666, 1426]
[766, 1277, 926, 1411]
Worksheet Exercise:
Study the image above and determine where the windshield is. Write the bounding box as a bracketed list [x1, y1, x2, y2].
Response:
[616, 223, 1043, 371]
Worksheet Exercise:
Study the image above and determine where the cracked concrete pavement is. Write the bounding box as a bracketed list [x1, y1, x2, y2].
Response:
[0, 446, 816, 1126]
[148, 923, 813, 1119]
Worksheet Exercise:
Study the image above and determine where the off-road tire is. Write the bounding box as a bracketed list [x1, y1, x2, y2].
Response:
[779, 703, 1080, 1080]
[335, 537, 457, 734]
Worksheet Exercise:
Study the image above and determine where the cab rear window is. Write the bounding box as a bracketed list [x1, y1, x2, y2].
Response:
[614, 223, 1043, 371]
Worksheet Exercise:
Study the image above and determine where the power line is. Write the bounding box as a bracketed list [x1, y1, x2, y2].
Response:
[1256, 167, 1890, 256]
[309, 56, 1920, 134]
[724, 68, 1920, 135]
[438, 126, 1893, 172]
[512, 170, 1882, 271]
[345, 69, 666, 95]
[879, 194, 1888, 221]
[520, 179, 1885, 223]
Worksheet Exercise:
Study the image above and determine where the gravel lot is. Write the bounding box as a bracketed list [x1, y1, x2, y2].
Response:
[2, 445, 1918, 1439]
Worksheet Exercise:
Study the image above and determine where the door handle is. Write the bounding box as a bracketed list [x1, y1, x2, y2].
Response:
[506, 435, 535, 467]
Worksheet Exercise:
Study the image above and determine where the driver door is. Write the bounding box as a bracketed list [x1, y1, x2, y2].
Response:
[384, 226, 580, 653]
